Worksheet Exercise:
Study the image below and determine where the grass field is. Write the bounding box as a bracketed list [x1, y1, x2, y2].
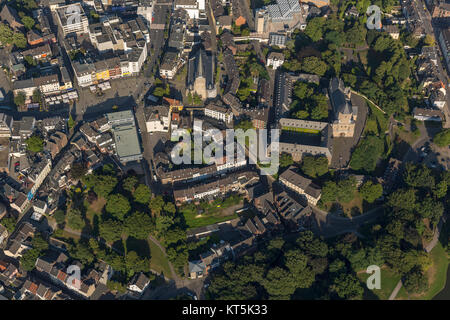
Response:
[396, 243, 449, 300]
[282, 126, 321, 134]
[364, 99, 388, 135]
[85, 197, 106, 225]
[148, 239, 174, 279]
[183, 210, 239, 229]
[358, 265, 402, 300]
[180, 196, 243, 229]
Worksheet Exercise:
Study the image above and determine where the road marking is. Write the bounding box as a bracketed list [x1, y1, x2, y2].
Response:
[151, 24, 166, 30]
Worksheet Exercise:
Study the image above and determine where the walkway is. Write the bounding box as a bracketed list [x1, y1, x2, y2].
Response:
[350, 89, 386, 115]
[389, 280, 403, 300]
[148, 235, 180, 284]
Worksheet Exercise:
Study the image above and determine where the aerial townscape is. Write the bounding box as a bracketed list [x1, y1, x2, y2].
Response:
[0, 0, 449, 303]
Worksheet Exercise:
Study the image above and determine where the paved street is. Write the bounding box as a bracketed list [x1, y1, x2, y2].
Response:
[311, 206, 384, 239]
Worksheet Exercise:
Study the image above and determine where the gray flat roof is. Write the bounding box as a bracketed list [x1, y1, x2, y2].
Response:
[112, 123, 142, 160]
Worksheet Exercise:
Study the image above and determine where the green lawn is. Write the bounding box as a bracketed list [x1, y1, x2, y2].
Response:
[281, 126, 321, 134]
[148, 239, 174, 279]
[358, 266, 401, 300]
[364, 99, 388, 134]
[396, 243, 449, 300]
[183, 210, 239, 229]
[180, 196, 242, 229]
[85, 197, 106, 225]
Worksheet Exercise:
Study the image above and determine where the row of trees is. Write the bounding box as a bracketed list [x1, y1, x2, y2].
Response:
[206, 231, 369, 300]
[289, 81, 328, 121]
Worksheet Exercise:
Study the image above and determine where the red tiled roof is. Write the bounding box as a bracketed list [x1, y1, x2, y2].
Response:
[29, 282, 38, 294]
[57, 270, 67, 282]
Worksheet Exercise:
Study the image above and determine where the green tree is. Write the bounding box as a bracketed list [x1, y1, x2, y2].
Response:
[0, 23, 14, 45]
[66, 209, 85, 230]
[32, 234, 49, 252]
[14, 91, 26, 107]
[304, 17, 325, 42]
[423, 34, 435, 46]
[262, 266, 297, 299]
[21, 16, 35, 30]
[12, 32, 27, 48]
[122, 176, 138, 193]
[294, 110, 309, 119]
[416, 197, 444, 225]
[152, 86, 166, 97]
[403, 267, 428, 294]
[350, 136, 384, 172]
[1, 216, 16, 233]
[235, 119, 254, 130]
[300, 56, 328, 76]
[106, 194, 131, 220]
[20, 248, 41, 271]
[107, 280, 128, 293]
[26, 135, 44, 152]
[279, 153, 293, 168]
[163, 202, 176, 215]
[68, 114, 75, 130]
[32, 89, 41, 104]
[69, 242, 95, 265]
[331, 274, 364, 299]
[149, 196, 165, 216]
[387, 188, 417, 211]
[124, 212, 153, 239]
[155, 214, 174, 234]
[433, 179, 448, 199]
[53, 210, 66, 225]
[403, 163, 435, 189]
[433, 129, 450, 147]
[310, 95, 329, 120]
[133, 184, 151, 204]
[125, 251, 149, 276]
[24, 55, 36, 67]
[301, 155, 328, 178]
[99, 219, 124, 243]
[85, 174, 118, 198]
[359, 181, 383, 203]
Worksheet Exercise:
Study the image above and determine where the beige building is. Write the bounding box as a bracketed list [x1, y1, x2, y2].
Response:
[279, 166, 322, 206]
[328, 78, 358, 138]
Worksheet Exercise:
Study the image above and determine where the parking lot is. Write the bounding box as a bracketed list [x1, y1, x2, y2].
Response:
[74, 76, 146, 118]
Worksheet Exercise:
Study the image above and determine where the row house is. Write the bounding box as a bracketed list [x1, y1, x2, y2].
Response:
[44, 131, 68, 159]
[274, 191, 313, 231]
[10, 192, 29, 214]
[279, 166, 322, 206]
[204, 102, 233, 125]
[27, 29, 57, 46]
[19, 279, 69, 300]
[189, 241, 233, 279]
[0, 113, 13, 137]
[71, 46, 147, 87]
[13, 73, 67, 99]
[33, 74, 60, 95]
[127, 273, 151, 296]
[4, 222, 35, 258]
[21, 43, 52, 62]
[0, 260, 19, 284]
[145, 105, 170, 133]
[27, 157, 52, 196]
[35, 253, 107, 299]
[173, 170, 259, 205]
